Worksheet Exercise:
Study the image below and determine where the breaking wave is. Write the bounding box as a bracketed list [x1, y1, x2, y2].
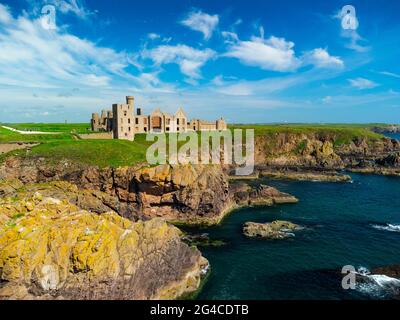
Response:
[371, 223, 400, 233]
[355, 267, 400, 298]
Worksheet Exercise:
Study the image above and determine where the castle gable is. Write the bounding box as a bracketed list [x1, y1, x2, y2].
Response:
[175, 107, 187, 118]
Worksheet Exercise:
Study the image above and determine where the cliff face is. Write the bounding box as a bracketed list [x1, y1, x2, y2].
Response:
[253, 133, 400, 174]
[254, 133, 343, 169]
[0, 185, 208, 300]
[0, 159, 233, 225]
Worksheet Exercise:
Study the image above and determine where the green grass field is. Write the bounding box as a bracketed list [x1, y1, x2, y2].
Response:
[2, 123, 91, 133]
[230, 124, 384, 146]
[0, 123, 388, 167]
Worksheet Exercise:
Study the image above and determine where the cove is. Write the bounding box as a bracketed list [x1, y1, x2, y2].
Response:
[183, 173, 400, 300]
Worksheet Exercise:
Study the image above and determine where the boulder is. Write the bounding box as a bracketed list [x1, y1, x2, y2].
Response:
[243, 220, 300, 240]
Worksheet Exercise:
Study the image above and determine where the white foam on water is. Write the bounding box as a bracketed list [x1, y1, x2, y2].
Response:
[355, 266, 400, 298]
[371, 223, 400, 232]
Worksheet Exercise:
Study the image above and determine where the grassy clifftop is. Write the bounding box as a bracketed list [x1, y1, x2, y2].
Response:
[0, 123, 387, 168]
[231, 124, 384, 146]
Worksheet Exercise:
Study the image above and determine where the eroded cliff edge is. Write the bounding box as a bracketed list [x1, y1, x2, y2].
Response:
[0, 159, 298, 225]
[251, 132, 400, 179]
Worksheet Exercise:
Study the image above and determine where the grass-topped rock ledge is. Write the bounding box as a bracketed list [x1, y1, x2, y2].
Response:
[1, 123, 398, 171]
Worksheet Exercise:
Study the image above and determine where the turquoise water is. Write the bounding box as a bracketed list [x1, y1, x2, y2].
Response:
[187, 173, 400, 300]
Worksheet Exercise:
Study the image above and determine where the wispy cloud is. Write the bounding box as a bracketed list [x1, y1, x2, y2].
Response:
[147, 33, 160, 40]
[181, 10, 219, 40]
[0, 4, 177, 98]
[378, 71, 400, 79]
[0, 3, 12, 23]
[31, 0, 95, 20]
[0, 7, 126, 88]
[141, 44, 215, 79]
[341, 29, 370, 52]
[348, 77, 379, 90]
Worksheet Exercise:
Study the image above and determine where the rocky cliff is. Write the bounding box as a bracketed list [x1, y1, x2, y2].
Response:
[0, 184, 208, 300]
[251, 132, 400, 179]
[0, 158, 298, 225]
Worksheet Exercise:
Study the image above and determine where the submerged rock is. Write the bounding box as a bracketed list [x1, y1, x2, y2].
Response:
[259, 169, 352, 182]
[243, 220, 301, 240]
[0, 192, 208, 300]
[181, 233, 226, 247]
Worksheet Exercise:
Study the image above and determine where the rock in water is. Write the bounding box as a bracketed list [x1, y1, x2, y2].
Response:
[243, 220, 300, 240]
[0, 193, 208, 300]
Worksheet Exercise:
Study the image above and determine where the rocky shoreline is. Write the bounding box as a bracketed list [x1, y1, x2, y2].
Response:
[1, 130, 400, 300]
[0, 160, 299, 300]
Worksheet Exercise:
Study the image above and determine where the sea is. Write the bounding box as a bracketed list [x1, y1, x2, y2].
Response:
[189, 133, 400, 300]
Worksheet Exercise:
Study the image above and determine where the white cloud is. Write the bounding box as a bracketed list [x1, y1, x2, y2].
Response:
[42, 0, 94, 19]
[341, 30, 370, 52]
[0, 3, 12, 24]
[141, 44, 215, 79]
[216, 83, 254, 96]
[348, 77, 379, 90]
[148, 33, 160, 40]
[379, 71, 400, 79]
[0, 4, 178, 98]
[223, 34, 343, 72]
[221, 31, 239, 43]
[303, 48, 344, 69]
[181, 10, 219, 40]
[0, 10, 127, 88]
[224, 35, 300, 72]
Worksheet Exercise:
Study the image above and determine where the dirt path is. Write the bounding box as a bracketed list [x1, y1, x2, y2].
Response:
[1, 126, 58, 135]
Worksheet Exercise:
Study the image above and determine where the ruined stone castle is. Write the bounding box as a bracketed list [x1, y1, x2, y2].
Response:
[91, 96, 227, 140]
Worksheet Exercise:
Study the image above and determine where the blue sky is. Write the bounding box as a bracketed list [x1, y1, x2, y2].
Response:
[0, 0, 399, 123]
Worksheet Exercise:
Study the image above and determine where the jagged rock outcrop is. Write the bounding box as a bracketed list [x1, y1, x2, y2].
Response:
[0, 159, 233, 225]
[243, 220, 301, 239]
[230, 183, 298, 207]
[0, 190, 208, 300]
[131, 164, 232, 225]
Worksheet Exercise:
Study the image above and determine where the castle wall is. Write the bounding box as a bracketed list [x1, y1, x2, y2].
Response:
[90, 96, 227, 139]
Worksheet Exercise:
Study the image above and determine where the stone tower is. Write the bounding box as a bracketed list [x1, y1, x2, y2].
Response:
[91, 113, 99, 131]
[112, 96, 135, 141]
[216, 117, 227, 130]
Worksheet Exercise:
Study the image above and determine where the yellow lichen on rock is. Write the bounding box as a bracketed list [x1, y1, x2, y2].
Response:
[0, 189, 208, 300]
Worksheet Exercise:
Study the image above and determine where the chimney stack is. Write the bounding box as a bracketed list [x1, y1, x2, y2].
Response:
[126, 96, 134, 107]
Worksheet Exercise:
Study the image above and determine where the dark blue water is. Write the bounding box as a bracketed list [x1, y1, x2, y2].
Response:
[189, 174, 400, 300]
[385, 132, 400, 140]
